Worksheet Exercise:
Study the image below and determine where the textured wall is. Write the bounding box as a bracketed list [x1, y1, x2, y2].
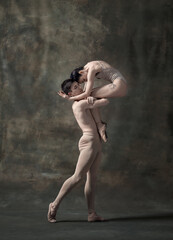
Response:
[0, 0, 173, 208]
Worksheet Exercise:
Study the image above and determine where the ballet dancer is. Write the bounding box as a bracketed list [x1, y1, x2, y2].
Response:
[48, 79, 109, 223]
[58, 60, 128, 141]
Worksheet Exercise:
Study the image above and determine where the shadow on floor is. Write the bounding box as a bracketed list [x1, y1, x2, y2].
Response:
[56, 213, 173, 223]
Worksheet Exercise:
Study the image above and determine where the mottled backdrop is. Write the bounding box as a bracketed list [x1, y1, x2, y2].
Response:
[0, 0, 173, 213]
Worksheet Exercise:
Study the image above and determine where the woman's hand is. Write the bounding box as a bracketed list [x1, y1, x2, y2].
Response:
[57, 91, 69, 99]
[87, 96, 96, 105]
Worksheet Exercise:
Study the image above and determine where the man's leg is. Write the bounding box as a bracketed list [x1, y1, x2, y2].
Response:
[84, 151, 104, 221]
[48, 137, 97, 222]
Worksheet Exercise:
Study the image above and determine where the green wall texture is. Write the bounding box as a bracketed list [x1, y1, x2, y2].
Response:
[0, 0, 173, 210]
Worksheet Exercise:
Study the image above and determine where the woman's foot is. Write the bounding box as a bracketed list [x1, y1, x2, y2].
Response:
[88, 211, 105, 222]
[97, 122, 108, 143]
[47, 203, 57, 223]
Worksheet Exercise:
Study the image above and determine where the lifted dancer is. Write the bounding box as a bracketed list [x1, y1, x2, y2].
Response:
[48, 79, 109, 223]
[69, 60, 128, 100]
[58, 60, 128, 142]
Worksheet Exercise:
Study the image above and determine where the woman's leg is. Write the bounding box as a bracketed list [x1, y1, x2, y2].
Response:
[91, 78, 128, 98]
[89, 79, 127, 143]
[90, 108, 102, 125]
[90, 108, 107, 142]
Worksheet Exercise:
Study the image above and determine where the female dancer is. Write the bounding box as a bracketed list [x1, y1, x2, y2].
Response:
[58, 60, 128, 141]
[59, 60, 127, 100]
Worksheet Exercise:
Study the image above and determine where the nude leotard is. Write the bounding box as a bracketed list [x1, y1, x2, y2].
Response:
[95, 61, 127, 84]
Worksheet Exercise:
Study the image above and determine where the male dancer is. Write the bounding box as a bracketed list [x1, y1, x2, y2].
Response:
[47, 79, 109, 223]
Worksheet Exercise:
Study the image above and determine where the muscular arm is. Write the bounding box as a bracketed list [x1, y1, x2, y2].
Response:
[76, 98, 109, 110]
[69, 66, 97, 101]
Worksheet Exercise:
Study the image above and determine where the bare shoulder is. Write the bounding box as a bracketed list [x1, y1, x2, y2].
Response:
[84, 60, 100, 71]
[72, 100, 87, 111]
[72, 101, 78, 110]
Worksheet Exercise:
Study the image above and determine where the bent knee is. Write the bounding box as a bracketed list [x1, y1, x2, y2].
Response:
[103, 98, 109, 105]
[119, 87, 128, 97]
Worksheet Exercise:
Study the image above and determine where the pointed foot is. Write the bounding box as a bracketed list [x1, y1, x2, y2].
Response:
[98, 122, 108, 143]
[47, 203, 57, 223]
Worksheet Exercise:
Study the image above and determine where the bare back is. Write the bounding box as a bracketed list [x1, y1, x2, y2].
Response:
[84, 60, 112, 72]
[84, 60, 127, 84]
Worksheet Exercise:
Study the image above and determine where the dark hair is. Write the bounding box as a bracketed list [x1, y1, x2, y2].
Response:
[70, 66, 84, 82]
[61, 78, 75, 95]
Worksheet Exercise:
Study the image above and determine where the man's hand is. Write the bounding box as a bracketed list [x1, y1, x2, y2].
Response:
[57, 91, 69, 99]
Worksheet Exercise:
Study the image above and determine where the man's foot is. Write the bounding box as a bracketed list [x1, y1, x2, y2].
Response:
[88, 212, 105, 222]
[97, 122, 108, 143]
[47, 203, 57, 223]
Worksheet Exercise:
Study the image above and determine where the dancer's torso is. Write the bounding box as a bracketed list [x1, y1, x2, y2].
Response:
[72, 101, 99, 137]
[84, 60, 127, 84]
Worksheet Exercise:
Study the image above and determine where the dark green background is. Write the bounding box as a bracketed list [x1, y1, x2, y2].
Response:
[0, 0, 173, 214]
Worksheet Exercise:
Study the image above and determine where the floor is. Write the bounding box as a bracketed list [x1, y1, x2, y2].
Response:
[1, 208, 173, 240]
[0, 182, 173, 240]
